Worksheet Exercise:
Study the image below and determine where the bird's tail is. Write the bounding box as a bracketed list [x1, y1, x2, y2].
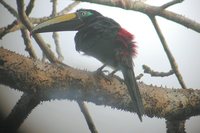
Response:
[121, 65, 144, 121]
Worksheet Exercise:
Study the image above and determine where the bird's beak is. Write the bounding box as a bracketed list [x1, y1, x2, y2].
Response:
[32, 12, 84, 33]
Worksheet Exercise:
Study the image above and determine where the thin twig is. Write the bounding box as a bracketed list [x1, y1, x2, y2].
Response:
[57, 1, 80, 16]
[16, 0, 59, 63]
[136, 73, 144, 80]
[42, 43, 51, 62]
[21, 29, 37, 58]
[142, 65, 174, 77]
[161, 0, 184, 9]
[0, 2, 80, 40]
[51, 0, 64, 61]
[0, 20, 21, 39]
[0, 0, 20, 39]
[0, 0, 18, 18]
[78, 102, 98, 133]
[1, 0, 199, 38]
[51, 0, 57, 16]
[21, 0, 37, 59]
[149, 16, 187, 89]
[53, 32, 64, 61]
[25, 0, 35, 15]
[51, 1, 80, 62]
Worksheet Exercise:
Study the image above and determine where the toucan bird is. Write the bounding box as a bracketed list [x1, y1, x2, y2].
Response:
[32, 9, 145, 121]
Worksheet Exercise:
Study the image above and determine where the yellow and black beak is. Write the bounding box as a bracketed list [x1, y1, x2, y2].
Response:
[32, 12, 84, 33]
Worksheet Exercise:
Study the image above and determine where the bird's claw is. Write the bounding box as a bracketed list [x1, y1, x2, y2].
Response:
[112, 75, 125, 84]
[94, 69, 112, 84]
[108, 70, 125, 84]
[94, 67, 124, 84]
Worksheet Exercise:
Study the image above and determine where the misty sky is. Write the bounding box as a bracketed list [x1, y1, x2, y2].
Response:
[0, 0, 200, 133]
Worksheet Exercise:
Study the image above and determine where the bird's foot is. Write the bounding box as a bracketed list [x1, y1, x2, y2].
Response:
[94, 65, 113, 84]
[95, 64, 107, 76]
[94, 66, 124, 84]
[108, 69, 118, 77]
[95, 69, 112, 83]
[108, 70, 125, 84]
[113, 75, 125, 84]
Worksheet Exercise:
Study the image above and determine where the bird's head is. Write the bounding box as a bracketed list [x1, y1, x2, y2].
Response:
[32, 9, 102, 33]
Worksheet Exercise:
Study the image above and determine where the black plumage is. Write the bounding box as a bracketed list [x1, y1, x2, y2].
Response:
[32, 9, 145, 121]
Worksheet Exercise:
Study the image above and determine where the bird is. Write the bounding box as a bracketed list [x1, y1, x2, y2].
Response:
[32, 9, 145, 121]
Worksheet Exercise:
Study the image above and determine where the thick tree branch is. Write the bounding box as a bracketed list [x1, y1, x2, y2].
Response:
[166, 120, 186, 133]
[0, 93, 40, 133]
[0, 47, 200, 121]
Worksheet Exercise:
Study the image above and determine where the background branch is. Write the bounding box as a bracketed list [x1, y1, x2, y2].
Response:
[78, 101, 98, 133]
[17, 0, 59, 63]
[1, 1, 42, 132]
[51, 0, 64, 62]
[25, 0, 35, 15]
[149, 16, 187, 89]
[0, 20, 21, 40]
[161, 0, 184, 9]
[166, 120, 186, 133]
[75, 0, 200, 33]
[1, 0, 199, 39]
[142, 65, 174, 77]
[0, 0, 18, 18]
[21, 29, 37, 58]
[0, 0, 199, 132]
[0, 93, 40, 133]
[57, 1, 80, 16]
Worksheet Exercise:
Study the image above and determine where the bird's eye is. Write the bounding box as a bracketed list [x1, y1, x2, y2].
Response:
[81, 11, 87, 16]
[78, 11, 93, 17]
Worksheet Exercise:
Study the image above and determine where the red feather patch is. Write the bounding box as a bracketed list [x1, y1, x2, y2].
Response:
[118, 28, 134, 41]
[117, 28, 137, 57]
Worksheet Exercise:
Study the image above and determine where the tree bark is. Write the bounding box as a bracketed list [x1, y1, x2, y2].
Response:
[0, 47, 200, 120]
